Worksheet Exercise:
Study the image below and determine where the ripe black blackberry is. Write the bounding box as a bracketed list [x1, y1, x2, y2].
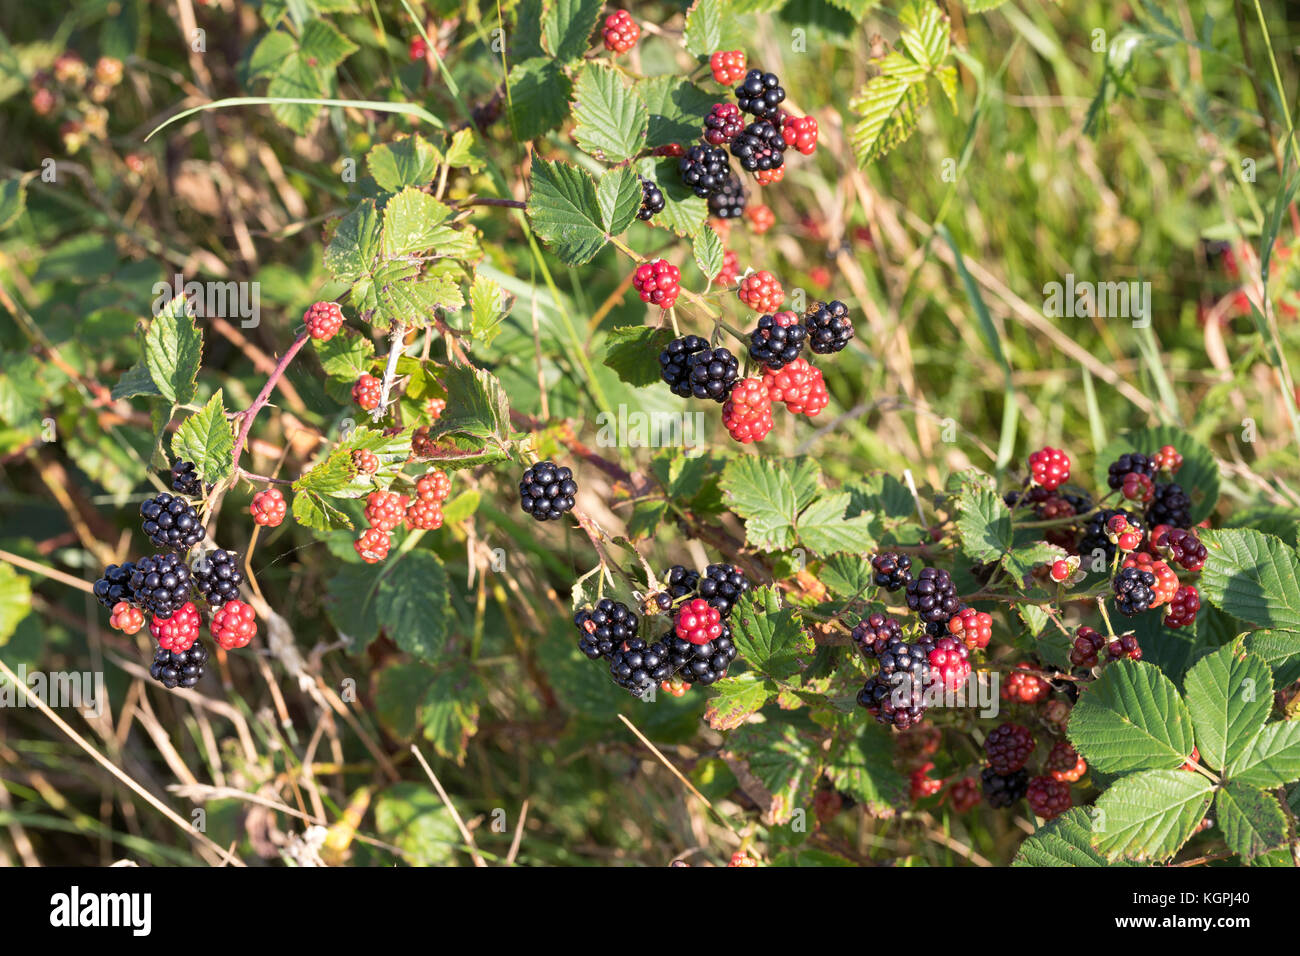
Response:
[169, 459, 204, 497]
[905, 567, 960, 629]
[140, 492, 204, 551]
[699, 563, 748, 616]
[93, 562, 137, 609]
[685, 346, 739, 402]
[518, 461, 578, 522]
[850, 614, 903, 658]
[659, 335, 710, 398]
[129, 553, 194, 618]
[609, 637, 676, 695]
[728, 120, 785, 172]
[149, 639, 209, 690]
[707, 173, 747, 219]
[702, 103, 744, 145]
[1106, 452, 1157, 490]
[1146, 482, 1192, 529]
[871, 552, 912, 592]
[637, 177, 665, 221]
[678, 144, 732, 198]
[1078, 508, 1143, 566]
[748, 312, 805, 369]
[857, 671, 928, 729]
[675, 629, 737, 685]
[734, 69, 785, 120]
[981, 766, 1028, 808]
[664, 565, 701, 599]
[575, 599, 640, 660]
[191, 549, 244, 608]
[1112, 566, 1157, 616]
[803, 300, 854, 354]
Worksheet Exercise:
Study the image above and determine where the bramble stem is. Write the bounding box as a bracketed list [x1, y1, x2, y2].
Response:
[231, 330, 310, 472]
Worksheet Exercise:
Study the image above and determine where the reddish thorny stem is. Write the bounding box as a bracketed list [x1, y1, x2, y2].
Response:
[231, 329, 310, 475]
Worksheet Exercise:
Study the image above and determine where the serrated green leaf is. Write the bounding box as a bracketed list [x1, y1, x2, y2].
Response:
[366, 134, 441, 192]
[373, 783, 459, 866]
[1217, 783, 1287, 860]
[723, 715, 822, 825]
[1199, 529, 1300, 631]
[596, 166, 642, 236]
[541, 0, 603, 61]
[111, 361, 162, 401]
[956, 484, 1010, 562]
[636, 156, 707, 238]
[506, 58, 572, 142]
[825, 0, 883, 18]
[468, 274, 510, 347]
[292, 489, 355, 531]
[299, 18, 358, 71]
[421, 664, 482, 763]
[170, 390, 234, 484]
[440, 489, 480, 525]
[324, 200, 382, 283]
[849, 53, 930, 165]
[572, 65, 648, 163]
[730, 587, 813, 681]
[1090, 769, 1213, 862]
[1013, 807, 1135, 867]
[0, 176, 27, 232]
[825, 723, 906, 814]
[526, 159, 608, 266]
[426, 363, 509, 442]
[684, 0, 724, 56]
[443, 127, 486, 172]
[1245, 629, 1300, 685]
[313, 327, 375, 393]
[326, 550, 450, 659]
[1227, 720, 1300, 786]
[602, 325, 673, 387]
[625, 499, 667, 538]
[719, 456, 799, 551]
[0, 565, 33, 645]
[144, 301, 202, 405]
[1068, 660, 1196, 773]
[268, 52, 328, 134]
[1182, 640, 1273, 771]
[380, 188, 456, 258]
[692, 224, 724, 282]
[637, 75, 720, 148]
[704, 672, 775, 730]
[819, 554, 875, 600]
[293, 446, 358, 495]
[796, 493, 875, 555]
[247, 30, 296, 81]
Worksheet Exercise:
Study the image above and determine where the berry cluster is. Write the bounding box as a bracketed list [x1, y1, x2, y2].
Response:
[518, 460, 578, 522]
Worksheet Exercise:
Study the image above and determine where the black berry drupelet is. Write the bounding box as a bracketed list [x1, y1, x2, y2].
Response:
[518, 461, 578, 522]
[871, 552, 912, 592]
[803, 300, 854, 354]
[981, 767, 1029, 808]
[1146, 482, 1192, 529]
[93, 562, 138, 609]
[169, 459, 204, 497]
[734, 69, 785, 120]
[685, 346, 739, 402]
[149, 640, 209, 690]
[129, 553, 194, 618]
[698, 563, 749, 616]
[748, 312, 805, 370]
[851, 614, 904, 658]
[609, 637, 677, 695]
[575, 599, 640, 660]
[664, 565, 701, 600]
[1112, 566, 1157, 616]
[905, 567, 960, 630]
[140, 492, 204, 551]
[673, 629, 737, 685]
[1106, 452, 1157, 490]
[679, 144, 732, 198]
[637, 177, 665, 221]
[707, 173, 747, 219]
[728, 120, 786, 172]
[659, 335, 710, 397]
[191, 549, 244, 608]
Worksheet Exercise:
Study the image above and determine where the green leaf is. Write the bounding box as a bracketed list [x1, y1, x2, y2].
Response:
[730, 587, 814, 681]
[1217, 783, 1287, 860]
[692, 224, 725, 282]
[683, 0, 724, 56]
[291, 489, 354, 531]
[722, 715, 822, 824]
[0, 176, 27, 232]
[143, 300, 202, 405]
[298, 18, 358, 71]
[440, 489, 480, 525]
[313, 327, 375, 390]
[111, 361, 163, 401]
[170, 390, 234, 485]
[366, 134, 441, 192]
[326, 550, 450, 659]
[267, 52, 328, 134]
[1068, 660, 1196, 773]
[0, 565, 33, 645]
[1182, 640, 1273, 771]
[542, 0, 603, 61]
[595, 166, 643, 236]
[1227, 720, 1300, 787]
[1199, 529, 1300, 632]
[443, 127, 486, 172]
[421, 664, 482, 764]
[636, 75, 720, 148]
[324, 200, 382, 283]
[364, 263, 465, 330]
[956, 483, 1010, 563]
[1090, 769, 1214, 862]
[719, 456, 799, 551]
[1014, 807, 1134, 867]
[292, 446, 358, 496]
[825, 723, 907, 814]
[849, 52, 931, 165]
[819, 554, 875, 600]
[1245, 629, 1300, 685]
[526, 159, 608, 266]
[1091, 426, 1219, 523]
[506, 58, 572, 142]
[602, 325, 673, 387]
[468, 274, 510, 348]
[571, 65, 648, 164]
[636, 157, 707, 238]
[704, 672, 776, 730]
[380, 188, 456, 258]
[373, 663, 433, 740]
[373, 783, 460, 865]
[426, 364, 509, 442]
[825, 0, 883, 18]
[796, 492, 876, 555]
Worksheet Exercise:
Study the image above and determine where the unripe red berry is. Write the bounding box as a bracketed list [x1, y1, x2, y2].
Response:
[110, 601, 145, 636]
[633, 259, 681, 309]
[721, 377, 774, 443]
[352, 374, 383, 411]
[211, 599, 257, 650]
[415, 468, 452, 502]
[150, 601, 202, 651]
[601, 10, 639, 54]
[355, 528, 391, 563]
[737, 269, 784, 312]
[780, 115, 818, 155]
[745, 203, 775, 234]
[250, 488, 286, 527]
[365, 490, 408, 532]
[674, 598, 722, 645]
[947, 607, 992, 650]
[1026, 446, 1070, 491]
[709, 50, 747, 85]
[406, 498, 445, 530]
[303, 300, 344, 340]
